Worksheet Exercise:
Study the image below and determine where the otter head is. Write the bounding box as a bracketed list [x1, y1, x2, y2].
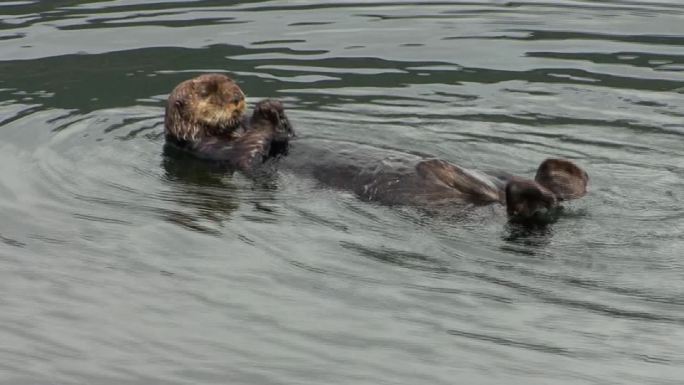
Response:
[250, 99, 294, 140]
[164, 74, 246, 141]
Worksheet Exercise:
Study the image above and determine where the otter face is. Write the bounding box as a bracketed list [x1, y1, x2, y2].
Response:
[505, 178, 557, 220]
[165, 74, 246, 141]
[251, 99, 294, 139]
[190, 74, 246, 130]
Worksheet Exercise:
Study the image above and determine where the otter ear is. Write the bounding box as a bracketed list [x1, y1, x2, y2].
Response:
[505, 178, 557, 218]
[534, 158, 588, 200]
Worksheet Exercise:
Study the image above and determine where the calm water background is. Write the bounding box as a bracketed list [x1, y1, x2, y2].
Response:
[1, 1, 683, 384]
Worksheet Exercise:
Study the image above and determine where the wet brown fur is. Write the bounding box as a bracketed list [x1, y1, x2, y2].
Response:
[162, 75, 586, 219]
[281, 139, 588, 220]
[504, 177, 557, 217]
[534, 158, 589, 200]
[163, 74, 294, 171]
[416, 159, 501, 204]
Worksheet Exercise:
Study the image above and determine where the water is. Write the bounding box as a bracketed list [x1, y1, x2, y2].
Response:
[1, 1, 683, 384]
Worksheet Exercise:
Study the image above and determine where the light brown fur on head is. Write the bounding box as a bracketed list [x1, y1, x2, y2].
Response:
[164, 74, 246, 142]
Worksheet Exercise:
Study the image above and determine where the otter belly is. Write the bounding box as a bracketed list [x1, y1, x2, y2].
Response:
[165, 127, 276, 172]
[280, 139, 502, 207]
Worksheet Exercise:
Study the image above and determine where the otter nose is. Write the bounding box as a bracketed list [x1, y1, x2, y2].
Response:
[231, 92, 244, 104]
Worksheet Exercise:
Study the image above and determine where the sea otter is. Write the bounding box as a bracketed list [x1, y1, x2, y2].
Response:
[279, 140, 588, 220]
[162, 75, 587, 220]
[164, 74, 293, 170]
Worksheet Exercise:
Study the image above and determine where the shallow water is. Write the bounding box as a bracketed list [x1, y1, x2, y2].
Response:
[1, 1, 683, 384]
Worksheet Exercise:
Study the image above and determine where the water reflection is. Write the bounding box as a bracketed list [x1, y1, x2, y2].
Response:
[502, 220, 555, 253]
[160, 143, 284, 232]
[160, 144, 241, 234]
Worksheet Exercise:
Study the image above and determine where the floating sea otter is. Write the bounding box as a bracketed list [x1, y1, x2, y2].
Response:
[279, 140, 589, 221]
[164, 73, 293, 170]
[163, 74, 588, 221]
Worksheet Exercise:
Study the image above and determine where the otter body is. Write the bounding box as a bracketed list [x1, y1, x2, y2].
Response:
[164, 74, 293, 170]
[281, 139, 588, 219]
[162, 75, 588, 220]
[281, 140, 497, 206]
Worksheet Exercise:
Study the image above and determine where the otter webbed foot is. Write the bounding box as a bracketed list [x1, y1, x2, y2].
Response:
[534, 158, 589, 200]
[504, 159, 588, 221]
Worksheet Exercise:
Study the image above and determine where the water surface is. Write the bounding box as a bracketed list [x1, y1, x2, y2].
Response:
[1, 1, 683, 384]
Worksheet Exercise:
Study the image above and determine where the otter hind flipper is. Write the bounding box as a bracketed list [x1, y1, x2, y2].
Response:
[504, 177, 557, 218]
[534, 158, 588, 201]
[504, 159, 589, 220]
[416, 159, 501, 204]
